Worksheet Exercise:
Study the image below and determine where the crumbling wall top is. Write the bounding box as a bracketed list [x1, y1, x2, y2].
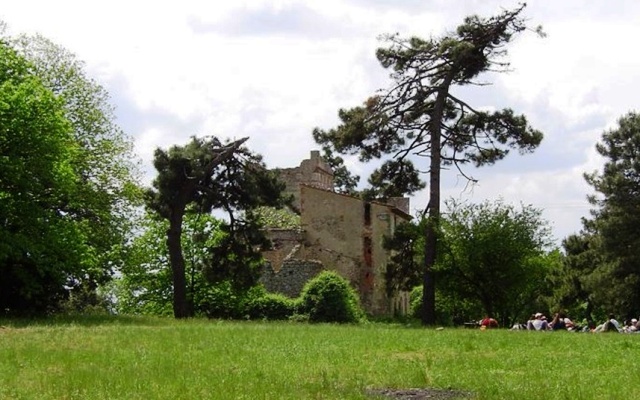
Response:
[275, 150, 334, 210]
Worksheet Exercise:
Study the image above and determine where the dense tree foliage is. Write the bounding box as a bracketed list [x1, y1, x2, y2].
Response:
[12, 34, 142, 278]
[386, 200, 555, 325]
[0, 40, 89, 313]
[146, 136, 288, 318]
[572, 112, 640, 318]
[547, 232, 602, 323]
[0, 30, 142, 314]
[116, 212, 224, 316]
[313, 5, 543, 324]
[436, 200, 554, 326]
[116, 211, 297, 319]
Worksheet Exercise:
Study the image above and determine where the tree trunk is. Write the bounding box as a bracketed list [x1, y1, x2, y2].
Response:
[168, 204, 190, 318]
[422, 75, 454, 326]
[165, 137, 249, 319]
[422, 139, 440, 326]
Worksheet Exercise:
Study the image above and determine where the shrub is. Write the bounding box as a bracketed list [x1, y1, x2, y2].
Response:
[200, 282, 263, 319]
[298, 271, 364, 323]
[246, 293, 296, 320]
[201, 283, 299, 321]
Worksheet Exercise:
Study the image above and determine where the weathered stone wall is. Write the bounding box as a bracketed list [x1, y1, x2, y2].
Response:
[298, 185, 412, 315]
[300, 185, 364, 286]
[264, 151, 412, 316]
[260, 259, 324, 298]
[262, 229, 306, 272]
[274, 150, 334, 211]
[368, 201, 394, 315]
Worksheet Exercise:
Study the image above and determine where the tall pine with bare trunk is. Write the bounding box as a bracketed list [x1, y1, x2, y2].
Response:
[314, 4, 544, 324]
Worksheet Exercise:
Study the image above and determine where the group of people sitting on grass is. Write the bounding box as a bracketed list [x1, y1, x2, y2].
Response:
[592, 314, 640, 333]
[479, 313, 640, 333]
[524, 312, 640, 332]
[523, 312, 576, 331]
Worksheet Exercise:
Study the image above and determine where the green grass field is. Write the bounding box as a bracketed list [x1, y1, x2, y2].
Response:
[1, 316, 638, 399]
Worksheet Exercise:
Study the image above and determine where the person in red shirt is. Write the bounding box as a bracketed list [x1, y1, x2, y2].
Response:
[480, 316, 499, 328]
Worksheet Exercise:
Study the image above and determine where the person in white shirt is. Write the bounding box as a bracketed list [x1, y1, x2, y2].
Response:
[527, 312, 550, 331]
[595, 314, 622, 333]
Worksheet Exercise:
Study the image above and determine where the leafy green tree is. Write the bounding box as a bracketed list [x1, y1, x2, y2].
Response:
[313, 5, 544, 324]
[384, 199, 554, 325]
[146, 136, 287, 318]
[543, 232, 602, 324]
[436, 200, 553, 326]
[14, 35, 142, 266]
[0, 40, 90, 313]
[10, 33, 142, 294]
[117, 212, 225, 316]
[581, 112, 640, 317]
[117, 211, 283, 319]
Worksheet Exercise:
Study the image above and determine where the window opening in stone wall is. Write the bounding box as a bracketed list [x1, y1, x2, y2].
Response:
[362, 236, 374, 292]
[364, 202, 371, 226]
[363, 236, 373, 267]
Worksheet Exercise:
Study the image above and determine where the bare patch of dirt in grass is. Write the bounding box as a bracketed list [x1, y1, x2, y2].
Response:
[367, 387, 473, 399]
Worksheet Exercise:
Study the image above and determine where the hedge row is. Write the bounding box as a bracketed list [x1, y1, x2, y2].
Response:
[205, 271, 364, 323]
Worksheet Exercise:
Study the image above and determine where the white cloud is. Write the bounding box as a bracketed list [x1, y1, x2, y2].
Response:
[2, 0, 638, 244]
[502, 19, 640, 123]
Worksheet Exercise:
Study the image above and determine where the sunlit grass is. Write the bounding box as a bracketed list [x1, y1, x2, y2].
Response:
[1, 316, 638, 399]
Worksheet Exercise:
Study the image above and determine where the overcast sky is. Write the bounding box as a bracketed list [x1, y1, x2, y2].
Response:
[3, 0, 640, 245]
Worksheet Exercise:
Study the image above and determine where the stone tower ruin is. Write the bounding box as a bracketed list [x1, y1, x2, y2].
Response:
[260, 151, 412, 316]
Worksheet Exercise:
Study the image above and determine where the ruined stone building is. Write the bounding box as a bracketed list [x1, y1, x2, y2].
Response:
[260, 151, 412, 316]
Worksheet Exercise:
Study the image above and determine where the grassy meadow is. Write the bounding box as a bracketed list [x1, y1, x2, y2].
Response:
[1, 316, 639, 399]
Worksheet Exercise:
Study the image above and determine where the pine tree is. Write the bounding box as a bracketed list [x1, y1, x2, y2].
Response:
[314, 5, 544, 324]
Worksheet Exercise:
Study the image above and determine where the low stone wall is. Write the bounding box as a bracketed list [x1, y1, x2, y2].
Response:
[260, 259, 324, 298]
[262, 228, 305, 272]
